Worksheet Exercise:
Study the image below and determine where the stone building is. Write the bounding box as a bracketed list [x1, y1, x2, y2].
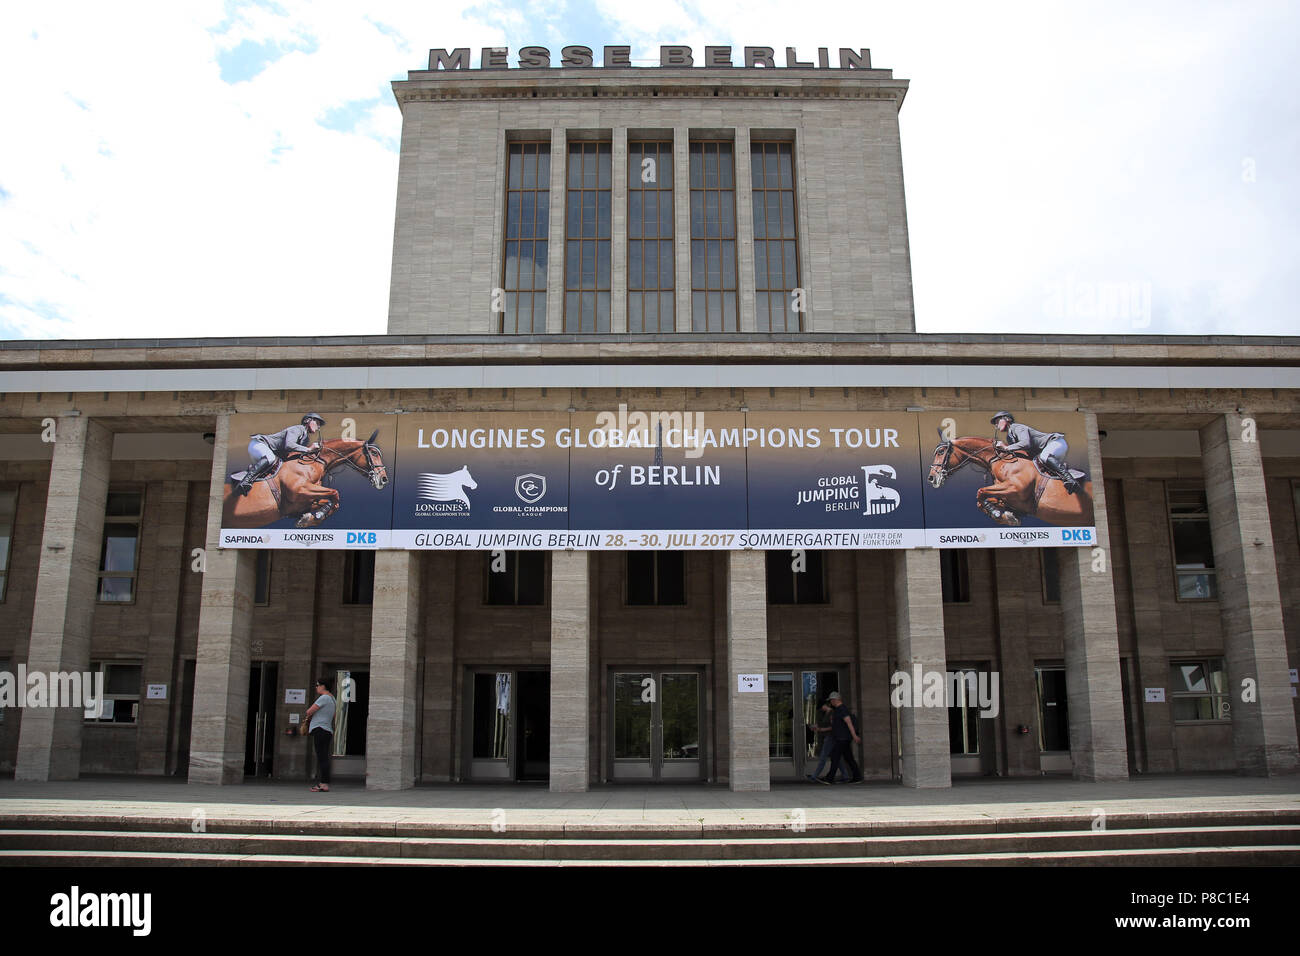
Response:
[0, 48, 1296, 790]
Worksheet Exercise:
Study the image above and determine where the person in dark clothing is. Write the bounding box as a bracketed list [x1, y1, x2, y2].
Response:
[817, 691, 862, 784]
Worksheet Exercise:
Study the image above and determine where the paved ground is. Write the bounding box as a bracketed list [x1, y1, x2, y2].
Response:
[2, 773, 1297, 830]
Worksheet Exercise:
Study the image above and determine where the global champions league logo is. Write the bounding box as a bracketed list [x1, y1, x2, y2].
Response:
[795, 465, 902, 517]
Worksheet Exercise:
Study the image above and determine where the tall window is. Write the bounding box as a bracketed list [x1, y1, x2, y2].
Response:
[502, 142, 550, 333]
[689, 141, 737, 331]
[485, 551, 545, 605]
[254, 550, 271, 606]
[626, 551, 686, 605]
[627, 140, 675, 332]
[0, 488, 15, 602]
[765, 550, 826, 604]
[751, 142, 800, 331]
[1167, 486, 1216, 599]
[564, 141, 612, 332]
[342, 551, 375, 605]
[1169, 658, 1229, 721]
[1040, 549, 1060, 604]
[98, 491, 142, 603]
[940, 550, 970, 603]
[86, 661, 142, 724]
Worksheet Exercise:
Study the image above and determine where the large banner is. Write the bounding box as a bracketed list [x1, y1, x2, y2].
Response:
[218, 409, 1097, 550]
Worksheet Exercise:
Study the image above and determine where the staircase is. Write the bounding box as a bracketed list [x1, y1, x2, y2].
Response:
[2, 808, 1297, 865]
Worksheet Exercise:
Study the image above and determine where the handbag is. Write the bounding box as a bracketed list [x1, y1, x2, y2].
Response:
[298, 719, 309, 736]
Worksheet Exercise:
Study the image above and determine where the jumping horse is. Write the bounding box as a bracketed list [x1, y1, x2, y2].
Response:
[927, 435, 1093, 527]
[222, 431, 388, 529]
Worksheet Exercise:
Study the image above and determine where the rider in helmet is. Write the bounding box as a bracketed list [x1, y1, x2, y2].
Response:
[235, 413, 326, 497]
[990, 412, 1080, 495]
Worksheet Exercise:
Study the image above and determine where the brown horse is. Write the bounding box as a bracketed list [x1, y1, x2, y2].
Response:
[927, 436, 1093, 527]
[222, 431, 388, 529]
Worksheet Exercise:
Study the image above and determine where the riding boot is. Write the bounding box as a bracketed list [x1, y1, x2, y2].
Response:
[236, 462, 268, 496]
[1045, 455, 1079, 495]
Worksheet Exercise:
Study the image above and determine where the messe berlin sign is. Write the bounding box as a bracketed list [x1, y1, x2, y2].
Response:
[217, 410, 1096, 550]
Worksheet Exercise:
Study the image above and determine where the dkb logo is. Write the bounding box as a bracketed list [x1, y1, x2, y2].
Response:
[346, 532, 377, 544]
[1062, 529, 1093, 542]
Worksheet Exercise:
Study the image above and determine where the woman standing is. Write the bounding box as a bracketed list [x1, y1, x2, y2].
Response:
[303, 677, 336, 792]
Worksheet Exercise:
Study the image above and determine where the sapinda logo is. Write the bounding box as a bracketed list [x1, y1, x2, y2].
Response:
[1063, 529, 1093, 542]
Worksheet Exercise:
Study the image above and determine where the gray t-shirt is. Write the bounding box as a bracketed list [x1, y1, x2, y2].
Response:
[309, 693, 335, 733]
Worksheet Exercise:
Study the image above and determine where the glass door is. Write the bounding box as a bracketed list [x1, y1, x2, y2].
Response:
[244, 661, 278, 777]
[470, 671, 514, 780]
[611, 669, 703, 781]
[1036, 665, 1072, 773]
[770, 667, 847, 780]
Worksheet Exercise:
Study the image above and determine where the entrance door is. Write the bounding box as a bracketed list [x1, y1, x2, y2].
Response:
[1035, 665, 1072, 773]
[610, 670, 703, 781]
[244, 661, 278, 777]
[468, 669, 550, 781]
[770, 667, 846, 780]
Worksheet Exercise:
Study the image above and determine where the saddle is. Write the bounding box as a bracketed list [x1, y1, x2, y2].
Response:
[1032, 459, 1086, 483]
[228, 461, 284, 507]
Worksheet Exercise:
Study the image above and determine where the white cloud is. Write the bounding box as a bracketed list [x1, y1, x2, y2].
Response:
[0, 1, 1296, 340]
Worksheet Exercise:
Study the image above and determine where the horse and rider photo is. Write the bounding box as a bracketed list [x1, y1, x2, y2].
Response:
[221, 413, 392, 530]
[924, 412, 1094, 528]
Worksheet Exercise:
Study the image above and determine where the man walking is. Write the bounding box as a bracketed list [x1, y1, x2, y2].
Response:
[818, 691, 863, 784]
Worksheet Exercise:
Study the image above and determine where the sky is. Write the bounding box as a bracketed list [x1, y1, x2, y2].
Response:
[1, 0, 1296, 341]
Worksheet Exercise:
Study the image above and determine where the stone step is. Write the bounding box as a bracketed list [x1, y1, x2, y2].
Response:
[2, 825, 1296, 861]
[3, 845, 1297, 866]
[3, 808, 1296, 840]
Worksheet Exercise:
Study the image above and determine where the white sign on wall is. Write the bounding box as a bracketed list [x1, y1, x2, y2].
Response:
[285, 689, 306, 704]
[737, 674, 765, 693]
[1289, 669, 1298, 683]
[289, 713, 300, 724]
[146, 684, 167, 700]
[1144, 688, 1165, 703]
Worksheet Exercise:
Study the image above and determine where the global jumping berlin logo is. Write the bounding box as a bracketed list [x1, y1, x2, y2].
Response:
[0, 666, 105, 713]
[795, 465, 902, 516]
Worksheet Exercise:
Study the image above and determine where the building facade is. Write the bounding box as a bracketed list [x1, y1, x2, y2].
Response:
[0, 51, 1297, 790]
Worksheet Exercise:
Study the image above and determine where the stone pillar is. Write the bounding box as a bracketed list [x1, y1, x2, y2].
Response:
[188, 414, 255, 785]
[1200, 413, 1299, 775]
[366, 551, 421, 790]
[991, 548, 1043, 777]
[611, 127, 628, 334]
[545, 127, 567, 334]
[549, 549, 589, 791]
[892, 548, 951, 788]
[733, 127, 756, 332]
[16, 416, 112, 781]
[673, 125, 691, 332]
[1058, 412, 1129, 780]
[726, 550, 768, 791]
[421, 552, 456, 781]
[139, 479, 190, 775]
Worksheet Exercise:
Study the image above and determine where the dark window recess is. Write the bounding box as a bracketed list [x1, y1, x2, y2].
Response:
[342, 551, 375, 605]
[941, 550, 970, 603]
[765, 550, 826, 604]
[1041, 549, 1060, 604]
[254, 550, 271, 606]
[486, 551, 546, 605]
[1168, 486, 1217, 599]
[627, 551, 686, 605]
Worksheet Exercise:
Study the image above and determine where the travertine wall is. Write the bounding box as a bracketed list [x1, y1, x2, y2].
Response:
[387, 83, 914, 335]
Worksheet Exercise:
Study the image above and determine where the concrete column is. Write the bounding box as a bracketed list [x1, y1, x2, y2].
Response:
[892, 548, 951, 788]
[1059, 412, 1129, 780]
[545, 127, 567, 334]
[189, 414, 255, 785]
[366, 551, 421, 790]
[853, 550, 892, 779]
[15, 416, 112, 781]
[549, 549, 589, 791]
[733, 128, 756, 332]
[726, 550, 768, 791]
[673, 126, 691, 331]
[1200, 413, 1299, 775]
[139, 479, 190, 775]
[611, 127, 627, 334]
